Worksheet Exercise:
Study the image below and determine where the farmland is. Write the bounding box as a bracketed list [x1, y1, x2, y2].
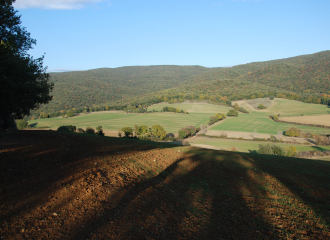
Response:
[148, 102, 231, 113]
[1, 130, 330, 239]
[188, 136, 330, 153]
[28, 98, 330, 136]
[28, 112, 212, 134]
[210, 98, 330, 135]
[209, 111, 330, 135]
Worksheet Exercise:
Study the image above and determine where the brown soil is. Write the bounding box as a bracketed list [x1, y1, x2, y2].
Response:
[1, 130, 330, 239]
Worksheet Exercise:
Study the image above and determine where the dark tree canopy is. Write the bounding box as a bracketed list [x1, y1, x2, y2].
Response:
[0, 2, 53, 123]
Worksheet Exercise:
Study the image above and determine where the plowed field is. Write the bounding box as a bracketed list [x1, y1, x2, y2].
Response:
[1, 130, 330, 239]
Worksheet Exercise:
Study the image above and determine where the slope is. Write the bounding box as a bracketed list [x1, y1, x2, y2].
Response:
[1, 130, 330, 239]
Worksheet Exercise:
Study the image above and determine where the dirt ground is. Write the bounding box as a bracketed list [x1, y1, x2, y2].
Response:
[1, 130, 330, 240]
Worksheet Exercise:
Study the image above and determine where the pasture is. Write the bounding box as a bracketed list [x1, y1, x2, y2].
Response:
[188, 137, 330, 153]
[28, 112, 212, 134]
[209, 111, 330, 135]
[148, 102, 231, 113]
[268, 98, 330, 116]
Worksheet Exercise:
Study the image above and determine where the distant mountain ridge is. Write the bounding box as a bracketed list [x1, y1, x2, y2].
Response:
[37, 51, 330, 115]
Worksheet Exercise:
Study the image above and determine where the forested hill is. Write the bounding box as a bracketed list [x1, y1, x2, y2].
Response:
[35, 51, 330, 116]
[46, 65, 209, 112]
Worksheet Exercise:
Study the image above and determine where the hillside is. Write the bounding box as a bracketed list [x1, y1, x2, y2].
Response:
[1, 130, 330, 239]
[45, 65, 209, 112]
[34, 51, 330, 116]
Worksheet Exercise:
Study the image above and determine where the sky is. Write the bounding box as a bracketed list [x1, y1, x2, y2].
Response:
[13, 0, 330, 72]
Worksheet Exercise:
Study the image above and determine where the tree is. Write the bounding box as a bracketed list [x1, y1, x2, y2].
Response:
[66, 110, 74, 117]
[0, 1, 53, 128]
[151, 125, 167, 140]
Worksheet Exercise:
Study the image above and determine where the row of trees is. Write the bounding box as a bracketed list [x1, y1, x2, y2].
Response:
[209, 113, 227, 125]
[119, 124, 167, 140]
[162, 106, 187, 114]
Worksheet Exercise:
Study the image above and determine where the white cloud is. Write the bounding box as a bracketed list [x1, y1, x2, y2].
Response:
[13, 0, 102, 10]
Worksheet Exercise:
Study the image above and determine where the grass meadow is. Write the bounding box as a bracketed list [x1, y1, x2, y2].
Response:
[28, 112, 212, 134]
[267, 98, 330, 117]
[209, 111, 330, 135]
[188, 137, 330, 153]
[29, 99, 330, 135]
[148, 102, 231, 113]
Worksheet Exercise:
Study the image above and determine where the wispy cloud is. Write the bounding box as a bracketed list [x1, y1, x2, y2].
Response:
[13, 0, 102, 10]
[213, 3, 223, 6]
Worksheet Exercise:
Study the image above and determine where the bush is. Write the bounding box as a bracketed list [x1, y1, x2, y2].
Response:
[121, 127, 133, 137]
[209, 116, 218, 125]
[285, 127, 301, 137]
[272, 145, 286, 156]
[96, 125, 104, 136]
[269, 96, 275, 100]
[178, 129, 187, 139]
[258, 144, 286, 156]
[138, 135, 150, 140]
[286, 146, 297, 157]
[186, 126, 197, 135]
[258, 104, 267, 109]
[77, 128, 85, 133]
[258, 144, 273, 155]
[16, 119, 28, 129]
[57, 126, 70, 132]
[227, 109, 238, 117]
[86, 126, 95, 134]
[66, 110, 74, 117]
[66, 125, 76, 132]
[239, 107, 249, 114]
[151, 125, 167, 140]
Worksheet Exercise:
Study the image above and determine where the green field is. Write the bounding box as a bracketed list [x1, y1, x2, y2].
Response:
[148, 102, 231, 113]
[29, 100, 330, 136]
[209, 111, 330, 135]
[268, 98, 330, 116]
[189, 137, 330, 153]
[29, 112, 212, 133]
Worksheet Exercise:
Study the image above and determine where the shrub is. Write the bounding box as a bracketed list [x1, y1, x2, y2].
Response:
[269, 96, 275, 100]
[286, 146, 297, 157]
[239, 107, 249, 114]
[151, 125, 167, 140]
[86, 126, 95, 134]
[121, 127, 133, 137]
[16, 119, 28, 129]
[66, 110, 74, 117]
[138, 135, 150, 140]
[57, 126, 70, 132]
[272, 145, 286, 156]
[178, 129, 187, 139]
[186, 126, 197, 135]
[258, 144, 287, 156]
[66, 125, 76, 132]
[258, 144, 273, 155]
[285, 127, 301, 137]
[227, 109, 238, 117]
[208, 116, 218, 125]
[77, 128, 85, 133]
[96, 125, 104, 136]
[258, 104, 267, 109]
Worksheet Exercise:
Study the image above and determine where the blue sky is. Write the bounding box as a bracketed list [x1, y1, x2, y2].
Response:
[13, 0, 330, 72]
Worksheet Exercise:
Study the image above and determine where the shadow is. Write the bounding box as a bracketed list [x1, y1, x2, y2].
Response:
[1, 131, 330, 239]
[29, 122, 38, 128]
[312, 146, 328, 152]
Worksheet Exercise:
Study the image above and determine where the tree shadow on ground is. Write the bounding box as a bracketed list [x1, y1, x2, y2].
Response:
[1, 131, 330, 239]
